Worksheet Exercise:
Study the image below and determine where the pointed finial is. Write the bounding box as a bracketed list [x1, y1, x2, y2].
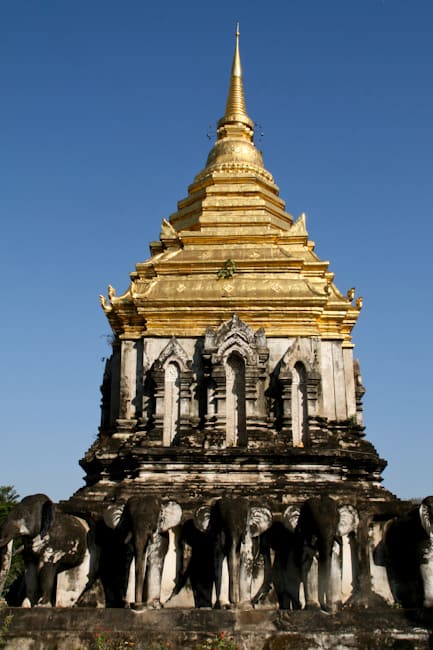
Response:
[223, 23, 249, 122]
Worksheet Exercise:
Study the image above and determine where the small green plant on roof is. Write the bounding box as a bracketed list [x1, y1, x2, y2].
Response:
[81, 632, 173, 650]
[0, 609, 13, 649]
[88, 627, 135, 649]
[197, 631, 240, 650]
[216, 258, 237, 279]
[0, 485, 23, 596]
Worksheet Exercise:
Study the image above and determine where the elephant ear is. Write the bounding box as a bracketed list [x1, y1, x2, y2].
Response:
[158, 501, 182, 533]
[40, 499, 55, 538]
[193, 506, 211, 534]
[282, 505, 300, 532]
[248, 506, 273, 537]
[337, 505, 359, 536]
[103, 503, 126, 530]
[419, 498, 433, 536]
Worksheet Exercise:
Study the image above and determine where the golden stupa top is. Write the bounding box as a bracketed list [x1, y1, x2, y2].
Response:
[201, 26, 267, 183]
[100, 30, 362, 342]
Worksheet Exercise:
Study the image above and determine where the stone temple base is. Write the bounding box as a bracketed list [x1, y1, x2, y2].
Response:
[2, 607, 433, 649]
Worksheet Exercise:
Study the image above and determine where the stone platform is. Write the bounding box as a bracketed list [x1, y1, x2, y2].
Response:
[2, 607, 433, 649]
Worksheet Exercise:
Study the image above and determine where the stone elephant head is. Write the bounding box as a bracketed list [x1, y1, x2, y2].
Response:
[195, 496, 272, 608]
[0, 494, 54, 549]
[104, 495, 182, 609]
[285, 497, 359, 612]
[0, 494, 92, 607]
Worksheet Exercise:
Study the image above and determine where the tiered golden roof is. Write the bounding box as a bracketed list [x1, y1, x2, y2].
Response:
[100, 28, 361, 343]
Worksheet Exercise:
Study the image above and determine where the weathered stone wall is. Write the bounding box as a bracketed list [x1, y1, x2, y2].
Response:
[102, 332, 361, 439]
[2, 608, 433, 650]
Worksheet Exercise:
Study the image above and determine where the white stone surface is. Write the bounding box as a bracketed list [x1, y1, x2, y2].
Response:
[56, 519, 93, 607]
[320, 342, 337, 420]
[342, 347, 357, 418]
[119, 340, 137, 420]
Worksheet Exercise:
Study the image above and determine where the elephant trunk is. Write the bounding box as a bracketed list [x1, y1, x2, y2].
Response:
[227, 543, 239, 605]
[133, 533, 150, 609]
[318, 543, 334, 611]
[228, 541, 240, 605]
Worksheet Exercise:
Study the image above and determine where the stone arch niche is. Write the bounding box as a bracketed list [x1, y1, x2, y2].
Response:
[164, 361, 181, 445]
[202, 314, 270, 448]
[225, 351, 247, 446]
[147, 338, 193, 446]
[277, 337, 322, 447]
[291, 361, 308, 447]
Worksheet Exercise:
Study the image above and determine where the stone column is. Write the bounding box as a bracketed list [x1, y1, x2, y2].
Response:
[332, 342, 348, 421]
[115, 339, 138, 436]
[306, 371, 327, 445]
[354, 359, 366, 426]
[178, 372, 193, 440]
[147, 363, 165, 444]
[279, 373, 293, 444]
[203, 365, 226, 447]
[343, 347, 357, 419]
[109, 341, 121, 432]
[320, 341, 336, 420]
[135, 339, 144, 422]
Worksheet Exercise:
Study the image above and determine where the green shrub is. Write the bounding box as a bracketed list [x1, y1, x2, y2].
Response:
[197, 632, 240, 650]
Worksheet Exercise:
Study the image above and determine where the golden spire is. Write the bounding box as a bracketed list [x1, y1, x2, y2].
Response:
[223, 23, 249, 122]
[217, 23, 253, 130]
[204, 25, 263, 171]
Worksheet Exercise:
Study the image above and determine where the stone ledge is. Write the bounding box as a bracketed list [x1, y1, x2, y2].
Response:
[2, 608, 433, 650]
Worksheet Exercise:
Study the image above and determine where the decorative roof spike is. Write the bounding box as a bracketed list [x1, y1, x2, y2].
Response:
[224, 23, 248, 120]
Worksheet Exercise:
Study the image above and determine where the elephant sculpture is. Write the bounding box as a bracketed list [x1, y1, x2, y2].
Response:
[169, 514, 215, 608]
[104, 494, 182, 610]
[252, 507, 303, 609]
[374, 496, 433, 608]
[194, 496, 272, 609]
[0, 493, 95, 607]
[296, 496, 359, 612]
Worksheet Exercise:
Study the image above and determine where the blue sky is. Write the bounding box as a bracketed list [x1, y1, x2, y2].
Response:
[1, 0, 432, 501]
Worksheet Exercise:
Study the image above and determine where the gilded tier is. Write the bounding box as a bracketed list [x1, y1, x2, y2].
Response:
[100, 30, 361, 343]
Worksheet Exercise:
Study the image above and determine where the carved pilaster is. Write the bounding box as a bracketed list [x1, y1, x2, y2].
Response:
[135, 339, 144, 422]
[175, 371, 195, 445]
[109, 340, 121, 432]
[354, 359, 366, 426]
[245, 366, 273, 445]
[279, 374, 293, 444]
[114, 339, 138, 437]
[203, 365, 226, 447]
[306, 372, 320, 416]
[99, 357, 112, 436]
[147, 364, 165, 444]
